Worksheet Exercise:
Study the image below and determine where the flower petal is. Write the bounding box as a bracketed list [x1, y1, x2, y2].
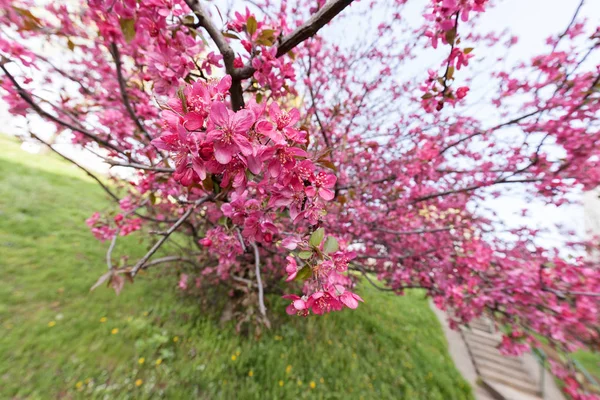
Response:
[340, 293, 359, 309]
[319, 188, 335, 201]
[233, 135, 254, 156]
[210, 102, 230, 127]
[233, 109, 256, 134]
[213, 140, 235, 164]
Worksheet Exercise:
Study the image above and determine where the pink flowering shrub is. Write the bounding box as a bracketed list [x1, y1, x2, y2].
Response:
[1, 0, 599, 397]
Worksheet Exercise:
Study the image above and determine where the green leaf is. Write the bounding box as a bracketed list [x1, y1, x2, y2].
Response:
[446, 66, 455, 80]
[296, 265, 312, 281]
[182, 15, 196, 26]
[256, 92, 263, 103]
[421, 93, 433, 100]
[222, 31, 241, 40]
[11, 6, 42, 31]
[323, 236, 339, 254]
[298, 251, 312, 260]
[119, 18, 136, 43]
[177, 87, 188, 113]
[256, 29, 275, 46]
[246, 16, 257, 36]
[445, 28, 456, 46]
[317, 160, 337, 172]
[309, 228, 325, 247]
[463, 47, 474, 54]
[202, 176, 213, 191]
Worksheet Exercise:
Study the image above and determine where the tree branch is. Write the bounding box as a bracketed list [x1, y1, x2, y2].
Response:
[130, 195, 213, 277]
[183, 0, 246, 110]
[28, 132, 120, 202]
[275, 0, 355, 58]
[374, 226, 455, 236]
[1, 61, 128, 156]
[412, 178, 542, 203]
[233, 0, 356, 79]
[250, 241, 269, 323]
[439, 109, 541, 155]
[106, 228, 121, 271]
[109, 43, 153, 142]
[337, 175, 397, 191]
[104, 158, 174, 173]
[140, 255, 200, 270]
[351, 264, 429, 292]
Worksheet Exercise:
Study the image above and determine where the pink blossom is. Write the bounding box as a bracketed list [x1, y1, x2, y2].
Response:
[206, 102, 256, 164]
[456, 86, 469, 99]
[305, 171, 337, 201]
[283, 294, 309, 317]
[178, 274, 189, 290]
[307, 291, 343, 315]
[284, 255, 299, 281]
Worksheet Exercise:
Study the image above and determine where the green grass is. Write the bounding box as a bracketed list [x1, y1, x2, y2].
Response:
[573, 350, 600, 384]
[0, 134, 472, 399]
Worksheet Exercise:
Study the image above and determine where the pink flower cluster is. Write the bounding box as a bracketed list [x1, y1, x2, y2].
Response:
[152, 76, 356, 307]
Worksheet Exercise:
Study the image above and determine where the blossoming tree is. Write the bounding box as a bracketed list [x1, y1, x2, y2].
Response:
[1, 0, 599, 397]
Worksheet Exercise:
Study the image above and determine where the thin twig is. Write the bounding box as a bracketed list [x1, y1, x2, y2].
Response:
[130, 195, 213, 277]
[250, 241, 268, 320]
[109, 43, 153, 142]
[104, 158, 174, 172]
[236, 228, 247, 252]
[28, 132, 120, 202]
[1, 61, 127, 156]
[337, 175, 397, 191]
[141, 255, 200, 269]
[106, 228, 121, 270]
[412, 178, 542, 203]
[234, 0, 356, 80]
[374, 226, 455, 235]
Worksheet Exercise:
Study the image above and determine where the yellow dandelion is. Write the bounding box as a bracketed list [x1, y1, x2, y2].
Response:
[75, 381, 83, 389]
[135, 379, 143, 387]
[285, 365, 292, 374]
[274, 335, 283, 341]
[155, 359, 162, 366]
[138, 357, 145, 365]
[248, 370, 254, 377]
[320, 378, 325, 384]
[99, 317, 107, 323]
[310, 381, 316, 389]
[297, 379, 303, 386]
[173, 336, 179, 342]
[142, 311, 149, 316]
[111, 328, 119, 334]
[231, 355, 237, 361]
[47, 321, 56, 327]
[278, 380, 284, 387]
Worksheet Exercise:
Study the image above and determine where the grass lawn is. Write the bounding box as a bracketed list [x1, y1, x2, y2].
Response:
[0, 134, 472, 399]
